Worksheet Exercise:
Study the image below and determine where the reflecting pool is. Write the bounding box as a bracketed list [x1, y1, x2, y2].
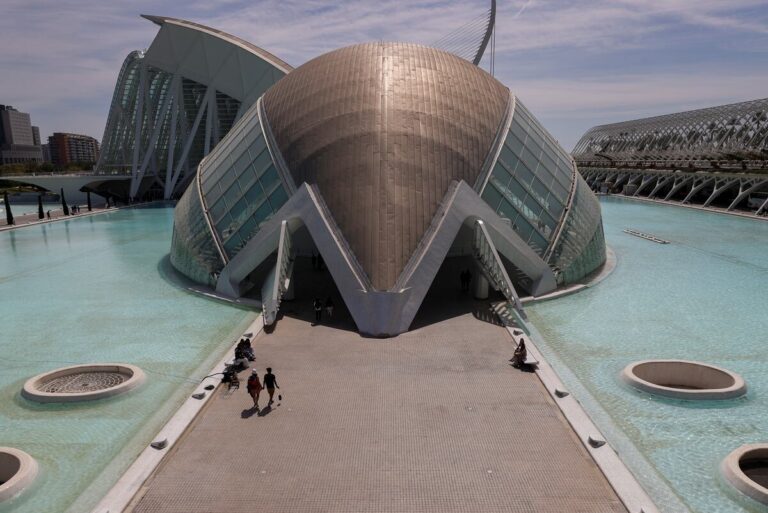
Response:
[0, 206, 256, 513]
[527, 197, 768, 513]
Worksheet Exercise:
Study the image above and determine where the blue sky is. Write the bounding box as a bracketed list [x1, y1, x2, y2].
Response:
[1, 0, 767, 150]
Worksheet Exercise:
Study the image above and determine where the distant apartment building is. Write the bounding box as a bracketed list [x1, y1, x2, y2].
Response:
[48, 132, 100, 168]
[0, 104, 43, 165]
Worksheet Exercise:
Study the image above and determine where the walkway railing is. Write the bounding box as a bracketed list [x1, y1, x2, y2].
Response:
[262, 220, 293, 326]
[472, 219, 526, 319]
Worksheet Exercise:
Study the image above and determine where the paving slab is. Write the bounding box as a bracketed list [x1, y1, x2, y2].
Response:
[131, 296, 625, 513]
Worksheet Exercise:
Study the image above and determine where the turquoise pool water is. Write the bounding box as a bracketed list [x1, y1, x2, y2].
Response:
[527, 197, 768, 513]
[0, 206, 255, 513]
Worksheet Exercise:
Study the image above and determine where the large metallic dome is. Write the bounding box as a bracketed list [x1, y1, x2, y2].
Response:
[263, 42, 509, 289]
[170, 38, 606, 336]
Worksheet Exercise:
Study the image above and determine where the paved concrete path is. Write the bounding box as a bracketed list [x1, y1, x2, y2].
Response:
[131, 297, 625, 513]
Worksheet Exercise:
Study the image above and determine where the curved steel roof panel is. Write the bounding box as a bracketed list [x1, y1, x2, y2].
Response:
[140, 14, 292, 105]
[262, 42, 509, 290]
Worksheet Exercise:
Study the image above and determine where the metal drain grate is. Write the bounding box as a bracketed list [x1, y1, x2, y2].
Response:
[38, 371, 128, 393]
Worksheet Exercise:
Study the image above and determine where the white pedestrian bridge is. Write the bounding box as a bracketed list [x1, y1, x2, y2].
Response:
[2, 173, 130, 204]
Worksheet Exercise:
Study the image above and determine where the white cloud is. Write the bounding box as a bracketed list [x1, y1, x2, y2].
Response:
[0, 0, 766, 148]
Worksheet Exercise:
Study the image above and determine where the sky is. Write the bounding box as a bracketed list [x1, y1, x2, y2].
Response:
[1, 0, 767, 151]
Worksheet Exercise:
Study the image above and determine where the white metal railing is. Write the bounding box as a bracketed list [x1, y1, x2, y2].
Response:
[472, 219, 526, 318]
[262, 220, 293, 326]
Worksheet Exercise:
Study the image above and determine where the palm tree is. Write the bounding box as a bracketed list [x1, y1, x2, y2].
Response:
[60, 188, 70, 216]
[3, 192, 14, 225]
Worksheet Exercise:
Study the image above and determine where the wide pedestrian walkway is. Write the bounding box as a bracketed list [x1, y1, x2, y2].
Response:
[131, 296, 625, 513]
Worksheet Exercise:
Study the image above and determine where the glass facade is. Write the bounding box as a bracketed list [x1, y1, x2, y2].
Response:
[169, 178, 224, 286]
[97, 53, 243, 187]
[481, 99, 574, 256]
[198, 105, 289, 259]
[481, 98, 606, 285]
[548, 175, 606, 284]
[171, 102, 292, 285]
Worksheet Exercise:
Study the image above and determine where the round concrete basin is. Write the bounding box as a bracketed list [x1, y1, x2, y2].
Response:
[721, 444, 768, 506]
[621, 360, 745, 400]
[0, 447, 38, 502]
[22, 363, 146, 403]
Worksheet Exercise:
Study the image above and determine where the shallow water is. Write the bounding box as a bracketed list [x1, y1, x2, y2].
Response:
[527, 197, 768, 513]
[0, 206, 255, 513]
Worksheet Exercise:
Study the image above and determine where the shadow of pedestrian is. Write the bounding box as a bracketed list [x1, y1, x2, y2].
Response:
[241, 407, 259, 418]
[257, 405, 273, 417]
[509, 362, 536, 373]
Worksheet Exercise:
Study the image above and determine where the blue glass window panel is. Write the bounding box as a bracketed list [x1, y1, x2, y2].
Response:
[260, 165, 280, 193]
[210, 197, 228, 223]
[531, 176, 552, 205]
[223, 232, 244, 256]
[550, 179, 569, 203]
[498, 145, 520, 172]
[504, 132, 525, 156]
[498, 198, 521, 225]
[507, 176, 528, 204]
[481, 183, 503, 211]
[251, 148, 272, 177]
[237, 165, 257, 193]
[268, 186, 288, 211]
[223, 180, 242, 209]
[206, 181, 225, 206]
[232, 147, 252, 176]
[217, 167, 239, 197]
[244, 182, 266, 205]
[491, 162, 512, 188]
[229, 196, 248, 224]
[236, 216, 259, 245]
[509, 118, 528, 144]
[519, 146, 540, 176]
[254, 200, 273, 226]
[548, 198, 565, 221]
[513, 160, 535, 186]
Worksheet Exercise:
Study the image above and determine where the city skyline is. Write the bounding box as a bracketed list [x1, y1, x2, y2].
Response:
[2, 0, 767, 150]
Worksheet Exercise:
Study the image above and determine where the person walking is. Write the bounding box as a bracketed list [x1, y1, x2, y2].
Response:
[263, 367, 279, 406]
[313, 297, 323, 325]
[46, 210, 51, 219]
[325, 296, 334, 319]
[246, 370, 263, 408]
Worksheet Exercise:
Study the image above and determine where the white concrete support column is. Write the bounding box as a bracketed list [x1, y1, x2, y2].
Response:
[727, 179, 768, 211]
[203, 87, 215, 157]
[133, 75, 176, 198]
[167, 87, 209, 197]
[703, 178, 739, 207]
[163, 73, 181, 199]
[682, 177, 715, 204]
[129, 62, 147, 199]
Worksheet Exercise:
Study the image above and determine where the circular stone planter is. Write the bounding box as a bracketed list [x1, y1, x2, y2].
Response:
[621, 360, 746, 400]
[21, 363, 146, 403]
[721, 444, 768, 506]
[0, 447, 38, 502]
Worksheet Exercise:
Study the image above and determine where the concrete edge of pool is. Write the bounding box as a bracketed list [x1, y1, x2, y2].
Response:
[21, 364, 146, 403]
[508, 324, 662, 513]
[89, 313, 264, 513]
[721, 444, 768, 506]
[622, 360, 747, 400]
[521, 246, 617, 304]
[0, 447, 39, 503]
[0, 201, 157, 233]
